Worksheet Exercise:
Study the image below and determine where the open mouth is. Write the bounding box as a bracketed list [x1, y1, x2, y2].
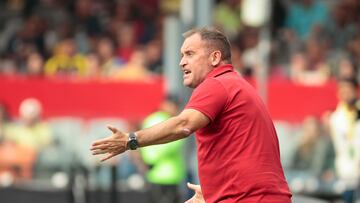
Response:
[183, 70, 191, 76]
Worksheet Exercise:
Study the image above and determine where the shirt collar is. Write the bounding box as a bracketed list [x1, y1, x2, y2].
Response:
[206, 64, 234, 78]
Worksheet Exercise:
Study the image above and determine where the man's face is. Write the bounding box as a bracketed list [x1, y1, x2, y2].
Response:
[179, 34, 213, 88]
[338, 82, 358, 106]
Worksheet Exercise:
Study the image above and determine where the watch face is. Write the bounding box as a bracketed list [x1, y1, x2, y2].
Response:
[128, 132, 138, 150]
[129, 141, 137, 150]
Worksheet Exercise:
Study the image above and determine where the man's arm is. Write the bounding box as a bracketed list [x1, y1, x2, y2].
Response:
[90, 109, 209, 161]
[136, 108, 209, 147]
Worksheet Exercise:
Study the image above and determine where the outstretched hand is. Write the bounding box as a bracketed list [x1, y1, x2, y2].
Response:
[90, 125, 128, 162]
[185, 182, 205, 203]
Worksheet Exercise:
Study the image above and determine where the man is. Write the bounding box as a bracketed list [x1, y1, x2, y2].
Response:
[91, 27, 292, 202]
[140, 97, 186, 203]
[329, 77, 360, 203]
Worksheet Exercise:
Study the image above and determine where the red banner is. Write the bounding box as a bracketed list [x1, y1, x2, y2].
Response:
[0, 76, 338, 123]
[0, 76, 165, 121]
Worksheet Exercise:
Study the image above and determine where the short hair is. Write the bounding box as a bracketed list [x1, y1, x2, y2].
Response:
[183, 27, 232, 63]
[338, 76, 359, 89]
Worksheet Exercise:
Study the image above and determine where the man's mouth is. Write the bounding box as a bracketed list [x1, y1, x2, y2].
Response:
[183, 70, 191, 76]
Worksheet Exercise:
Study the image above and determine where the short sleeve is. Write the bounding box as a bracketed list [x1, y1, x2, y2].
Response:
[185, 78, 228, 122]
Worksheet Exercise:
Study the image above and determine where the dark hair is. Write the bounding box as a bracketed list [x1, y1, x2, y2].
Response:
[183, 27, 232, 63]
[338, 76, 359, 88]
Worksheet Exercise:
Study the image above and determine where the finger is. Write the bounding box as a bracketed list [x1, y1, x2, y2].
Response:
[101, 152, 117, 162]
[90, 143, 111, 151]
[91, 141, 121, 150]
[107, 125, 118, 134]
[92, 142, 123, 153]
[91, 138, 111, 146]
[187, 182, 201, 192]
[92, 148, 110, 155]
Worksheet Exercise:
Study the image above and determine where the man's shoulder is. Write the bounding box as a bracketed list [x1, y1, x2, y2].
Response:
[205, 71, 241, 84]
[198, 76, 226, 89]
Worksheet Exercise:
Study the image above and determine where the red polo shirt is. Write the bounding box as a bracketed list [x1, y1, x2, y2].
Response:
[185, 64, 291, 203]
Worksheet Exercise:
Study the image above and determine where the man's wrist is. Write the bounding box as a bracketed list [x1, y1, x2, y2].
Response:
[127, 132, 139, 150]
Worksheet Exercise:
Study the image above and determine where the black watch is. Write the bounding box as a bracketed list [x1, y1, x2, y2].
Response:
[127, 132, 139, 150]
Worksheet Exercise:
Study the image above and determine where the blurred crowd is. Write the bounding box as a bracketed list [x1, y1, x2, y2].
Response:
[1, 0, 360, 202]
[0, 0, 358, 84]
[0, 0, 165, 81]
[278, 76, 360, 203]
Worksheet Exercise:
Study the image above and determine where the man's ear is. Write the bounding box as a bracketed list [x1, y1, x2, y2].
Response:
[211, 50, 222, 66]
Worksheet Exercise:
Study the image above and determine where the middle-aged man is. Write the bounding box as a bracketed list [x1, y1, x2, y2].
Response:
[91, 27, 292, 203]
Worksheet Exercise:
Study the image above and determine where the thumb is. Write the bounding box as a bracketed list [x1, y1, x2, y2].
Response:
[184, 198, 193, 203]
[187, 182, 201, 192]
[107, 125, 118, 134]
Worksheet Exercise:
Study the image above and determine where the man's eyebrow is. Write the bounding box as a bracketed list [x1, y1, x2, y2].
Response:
[184, 50, 194, 55]
[180, 49, 194, 57]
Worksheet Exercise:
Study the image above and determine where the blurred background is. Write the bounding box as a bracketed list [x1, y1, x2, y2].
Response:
[0, 0, 360, 202]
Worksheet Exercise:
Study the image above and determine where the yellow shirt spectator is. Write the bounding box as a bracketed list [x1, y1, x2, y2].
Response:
[5, 122, 52, 152]
[45, 39, 87, 76]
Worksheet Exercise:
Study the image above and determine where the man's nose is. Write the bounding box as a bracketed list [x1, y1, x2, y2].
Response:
[179, 58, 186, 67]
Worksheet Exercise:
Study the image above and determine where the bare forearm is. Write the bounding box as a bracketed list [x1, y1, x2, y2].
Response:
[135, 115, 193, 147]
[90, 109, 209, 161]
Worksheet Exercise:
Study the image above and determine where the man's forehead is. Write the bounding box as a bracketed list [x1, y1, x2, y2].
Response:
[181, 34, 203, 51]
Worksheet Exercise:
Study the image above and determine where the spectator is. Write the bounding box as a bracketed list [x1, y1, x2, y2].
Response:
[140, 97, 186, 203]
[73, 0, 102, 37]
[342, 0, 360, 26]
[4, 98, 52, 152]
[23, 52, 44, 77]
[348, 35, 360, 72]
[0, 0, 24, 28]
[238, 26, 260, 78]
[71, 0, 103, 53]
[0, 101, 37, 181]
[213, 0, 243, 41]
[144, 39, 163, 74]
[112, 48, 153, 81]
[132, 0, 160, 45]
[329, 77, 360, 203]
[290, 116, 334, 179]
[7, 14, 47, 59]
[332, 55, 358, 81]
[107, 0, 134, 37]
[0, 58, 18, 76]
[323, 2, 358, 51]
[285, 0, 329, 40]
[289, 38, 330, 85]
[0, 0, 24, 55]
[44, 38, 87, 77]
[116, 24, 137, 63]
[43, 20, 75, 56]
[84, 52, 102, 79]
[33, 0, 70, 31]
[95, 36, 124, 77]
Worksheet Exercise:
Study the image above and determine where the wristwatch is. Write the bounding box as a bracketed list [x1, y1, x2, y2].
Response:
[127, 132, 139, 150]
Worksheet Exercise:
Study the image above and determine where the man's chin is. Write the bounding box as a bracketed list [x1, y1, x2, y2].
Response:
[183, 81, 191, 88]
[183, 82, 196, 89]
